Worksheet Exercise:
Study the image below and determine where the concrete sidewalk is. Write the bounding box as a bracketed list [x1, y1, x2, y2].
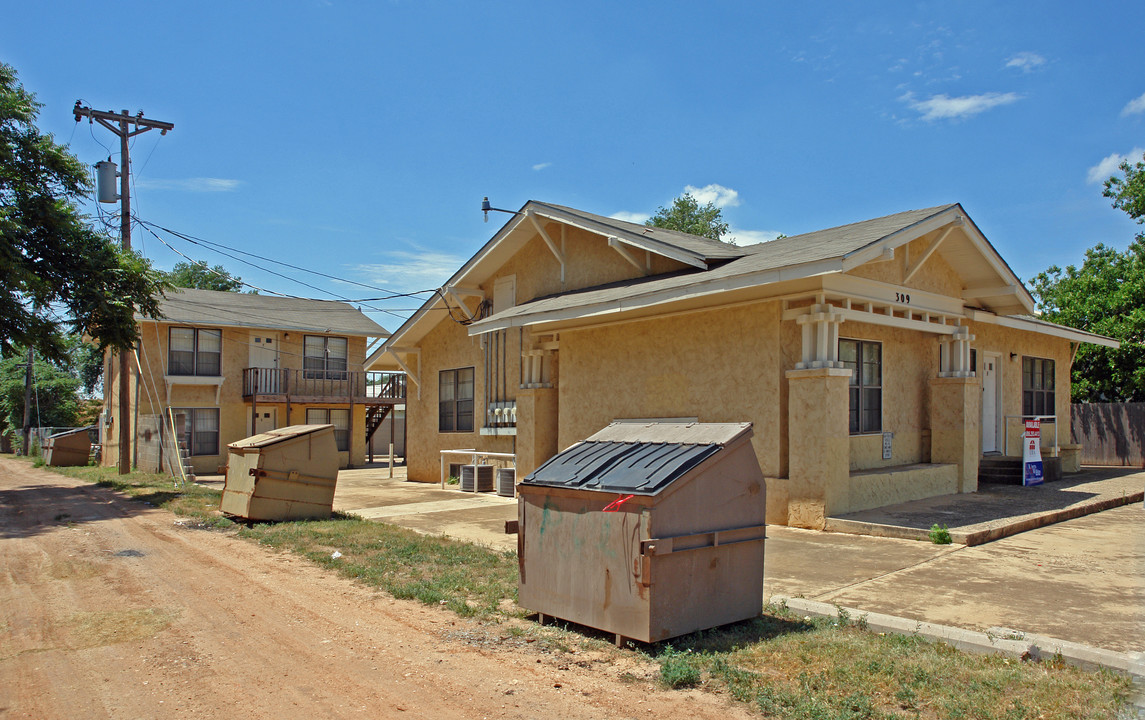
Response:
[201, 464, 1144, 655]
[827, 466, 1144, 545]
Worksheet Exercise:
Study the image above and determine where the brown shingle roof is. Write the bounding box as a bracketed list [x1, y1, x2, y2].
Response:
[142, 288, 389, 337]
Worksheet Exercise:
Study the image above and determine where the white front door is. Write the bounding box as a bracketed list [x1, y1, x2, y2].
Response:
[248, 332, 279, 393]
[248, 408, 276, 435]
[981, 353, 1000, 453]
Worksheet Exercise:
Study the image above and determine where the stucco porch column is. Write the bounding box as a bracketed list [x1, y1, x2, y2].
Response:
[785, 367, 851, 529]
[515, 387, 559, 479]
[929, 376, 981, 493]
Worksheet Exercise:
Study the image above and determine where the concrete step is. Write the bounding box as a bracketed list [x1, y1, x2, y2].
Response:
[978, 456, 1062, 484]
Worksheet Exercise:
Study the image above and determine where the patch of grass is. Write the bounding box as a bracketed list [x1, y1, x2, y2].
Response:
[929, 522, 953, 544]
[658, 646, 702, 689]
[238, 516, 519, 618]
[655, 616, 1131, 719]
[26, 461, 225, 524]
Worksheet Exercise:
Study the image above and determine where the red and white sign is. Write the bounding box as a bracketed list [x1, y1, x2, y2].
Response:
[1023, 418, 1043, 486]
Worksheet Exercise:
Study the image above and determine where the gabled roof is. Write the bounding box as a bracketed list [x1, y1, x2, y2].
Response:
[373, 201, 1103, 369]
[742, 204, 958, 266]
[466, 203, 1035, 333]
[533, 202, 747, 263]
[142, 288, 389, 337]
[370, 199, 745, 360]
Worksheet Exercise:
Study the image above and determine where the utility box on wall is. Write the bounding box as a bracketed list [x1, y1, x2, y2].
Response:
[221, 424, 340, 521]
[517, 422, 767, 645]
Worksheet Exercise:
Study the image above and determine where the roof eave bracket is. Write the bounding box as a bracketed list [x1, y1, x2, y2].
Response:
[608, 236, 649, 275]
[904, 220, 960, 283]
[526, 209, 566, 283]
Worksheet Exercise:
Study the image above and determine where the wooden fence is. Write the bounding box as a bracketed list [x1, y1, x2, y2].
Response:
[1070, 402, 1145, 467]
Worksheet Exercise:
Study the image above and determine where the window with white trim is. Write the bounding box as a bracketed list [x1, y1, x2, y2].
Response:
[306, 408, 349, 451]
[168, 328, 221, 376]
[839, 338, 882, 435]
[304, 336, 348, 379]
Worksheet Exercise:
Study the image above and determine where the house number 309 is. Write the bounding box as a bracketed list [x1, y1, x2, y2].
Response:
[895, 292, 911, 304]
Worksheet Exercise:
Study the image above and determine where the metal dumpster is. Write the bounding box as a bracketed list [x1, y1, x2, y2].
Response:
[43, 427, 93, 466]
[220, 424, 340, 521]
[517, 422, 766, 645]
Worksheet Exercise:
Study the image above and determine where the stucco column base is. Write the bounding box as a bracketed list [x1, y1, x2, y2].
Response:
[929, 376, 981, 493]
[785, 367, 852, 530]
[515, 387, 559, 479]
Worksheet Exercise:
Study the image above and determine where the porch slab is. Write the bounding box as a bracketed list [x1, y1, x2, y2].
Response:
[826, 466, 1144, 545]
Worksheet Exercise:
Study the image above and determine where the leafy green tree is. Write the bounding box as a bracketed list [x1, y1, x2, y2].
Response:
[1029, 152, 1145, 401]
[0, 62, 166, 363]
[646, 193, 729, 241]
[0, 349, 82, 437]
[1104, 153, 1145, 224]
[164, 260, 248, 292]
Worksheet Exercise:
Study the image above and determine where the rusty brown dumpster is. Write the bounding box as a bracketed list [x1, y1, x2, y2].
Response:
[43, 427, 93, 467]
[220, 424, 340, 521]
[517, 422, 766, 645]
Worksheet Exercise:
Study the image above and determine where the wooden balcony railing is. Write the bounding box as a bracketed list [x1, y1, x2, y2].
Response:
[242, 368, 406, 404]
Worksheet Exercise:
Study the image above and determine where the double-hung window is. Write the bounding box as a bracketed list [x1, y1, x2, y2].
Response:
[306, 408, 349, 451]
[174, 408, 219, 456]
[1022, 357, 1055, 415]
[439, 367, 474, 433]
[839, 339, 882, 434]
[168, 328, 221, 376]
[304, 336, 348, 379]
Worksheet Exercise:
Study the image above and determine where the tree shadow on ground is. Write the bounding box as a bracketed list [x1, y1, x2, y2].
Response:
[0, 481, 157, 540]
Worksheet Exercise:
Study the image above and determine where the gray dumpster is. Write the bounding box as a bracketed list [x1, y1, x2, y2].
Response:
[220, 424, 340, 521]
[517, 422, 766, 645]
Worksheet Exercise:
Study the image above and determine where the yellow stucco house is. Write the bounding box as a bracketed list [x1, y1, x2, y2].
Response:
[103, 288, 401, 477]
[369, 201, 1117, 528]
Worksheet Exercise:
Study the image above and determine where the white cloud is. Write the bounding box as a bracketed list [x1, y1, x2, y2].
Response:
[532, 162, 552, 171]
[355, 250, 465, 292]
[136, 177, 242, 192]
[902, 91, 1021, 121]
[610, 211, 651, 224]
[726, 226, 784, 245]
[1122, 92, 1145, 117]
[1005, 52, 1046, 72]
[1087, 148, 1145, 184]
[683, 183, 741, 208]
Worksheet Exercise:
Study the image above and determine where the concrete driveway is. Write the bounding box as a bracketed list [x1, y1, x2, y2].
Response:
[327, 465, 1144, 653]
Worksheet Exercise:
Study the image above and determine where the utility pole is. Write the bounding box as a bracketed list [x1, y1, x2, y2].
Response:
[72, 105, 174, 474]
[20, 347, 33, 456]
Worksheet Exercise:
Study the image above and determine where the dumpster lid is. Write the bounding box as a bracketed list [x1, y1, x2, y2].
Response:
[521, 422, 751, 495]
[47, 425, 97, 440]
[228, 424, 334, 449]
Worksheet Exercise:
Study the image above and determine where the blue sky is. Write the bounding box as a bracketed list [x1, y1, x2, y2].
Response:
[6, 2, 1144, 331]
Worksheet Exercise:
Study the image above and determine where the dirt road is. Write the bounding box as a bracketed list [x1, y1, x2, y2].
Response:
[0, 458, 752, 720]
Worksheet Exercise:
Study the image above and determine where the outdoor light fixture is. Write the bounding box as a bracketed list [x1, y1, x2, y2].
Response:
[1010, 353, 1018, 361]
[481, 196, 520, 223]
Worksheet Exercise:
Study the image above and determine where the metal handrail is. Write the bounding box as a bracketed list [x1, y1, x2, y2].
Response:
[242, 368, 406, 401]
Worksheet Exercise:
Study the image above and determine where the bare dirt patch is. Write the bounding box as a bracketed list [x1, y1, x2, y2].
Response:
[0, 457, 754, 719]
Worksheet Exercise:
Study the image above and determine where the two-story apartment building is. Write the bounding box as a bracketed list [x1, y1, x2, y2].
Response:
[369, 201, 1117, 529]
[103, 288, 402, 476]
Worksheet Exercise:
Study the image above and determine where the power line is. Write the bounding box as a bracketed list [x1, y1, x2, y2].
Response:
[139, 220, 430, 299]
[139, 221, 425, 321]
